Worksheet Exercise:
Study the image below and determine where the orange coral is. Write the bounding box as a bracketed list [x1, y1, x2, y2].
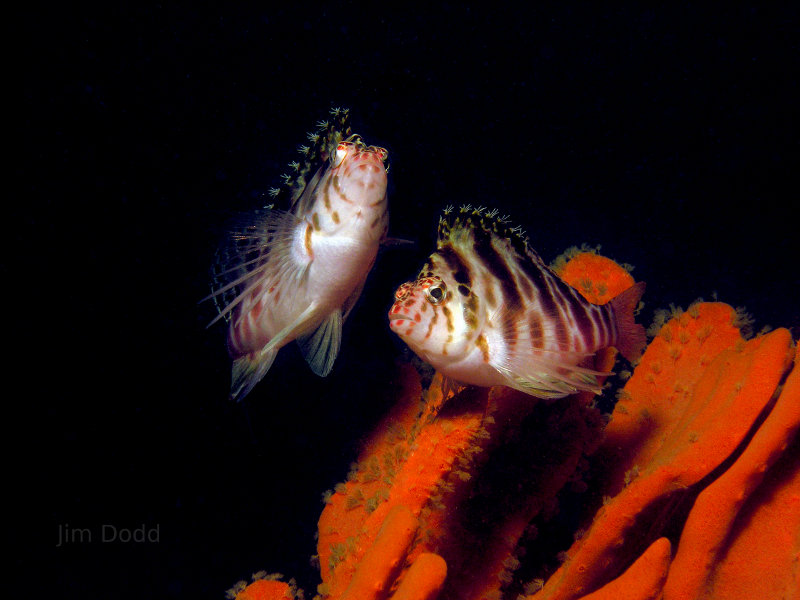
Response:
[230, 251, 798, 600]
[228, 576, 296, 600]
[662, 341, 800, 600]
[576, 537, 671, 600]
[316, 368, 489, 598]
[532, 310, 795, 600]
[390, 552, 447, 600]
[553, 250, 636, 306]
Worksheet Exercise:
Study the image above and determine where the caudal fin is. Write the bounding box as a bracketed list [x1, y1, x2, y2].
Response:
[609, 281, 647, 363]
[230, 346, 277, 401]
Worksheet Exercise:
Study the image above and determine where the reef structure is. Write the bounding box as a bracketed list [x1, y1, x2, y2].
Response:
[227, 251, 799, 600]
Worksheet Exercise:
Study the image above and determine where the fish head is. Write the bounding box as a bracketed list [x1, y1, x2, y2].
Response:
[329, 134, 389, 206]
[388, 273, 484, 367]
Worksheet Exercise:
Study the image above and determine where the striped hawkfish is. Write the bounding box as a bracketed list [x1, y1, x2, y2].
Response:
[204, 108, 390, 401]
[388, 205, 646, 399]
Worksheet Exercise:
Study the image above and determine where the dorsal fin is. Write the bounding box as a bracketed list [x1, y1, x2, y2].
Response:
[268, 106, 352, 208]
[205, 108, 354, 325]
[437, 204, 544, 264]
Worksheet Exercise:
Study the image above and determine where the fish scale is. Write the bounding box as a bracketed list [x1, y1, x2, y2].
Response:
[389, 205, 646, 399]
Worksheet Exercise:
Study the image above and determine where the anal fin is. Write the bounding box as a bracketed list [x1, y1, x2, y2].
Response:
[297, 309, 343, 377]
[492, 351, 608, 400]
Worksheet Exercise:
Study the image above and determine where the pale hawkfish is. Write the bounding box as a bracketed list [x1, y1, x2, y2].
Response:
[388, 205, 646, 399]
[205, 108, 390, 401]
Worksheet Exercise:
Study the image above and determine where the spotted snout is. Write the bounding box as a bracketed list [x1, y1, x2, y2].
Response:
[388, 282, 422, 332]
[388, 277, 443, 339]
[343, 148, 388, 195]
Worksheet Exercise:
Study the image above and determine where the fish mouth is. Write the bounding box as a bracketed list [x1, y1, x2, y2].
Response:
[388, 310, 408, 323]
[388, 305, 418, 326]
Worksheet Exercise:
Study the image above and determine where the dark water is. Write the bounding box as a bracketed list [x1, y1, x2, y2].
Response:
[17, 4, 798, 598]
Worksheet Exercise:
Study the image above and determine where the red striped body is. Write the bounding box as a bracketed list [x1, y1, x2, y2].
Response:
[207, 113, 390, 401]
[227, 143, 388, 359]
[389, 206, 645, 399]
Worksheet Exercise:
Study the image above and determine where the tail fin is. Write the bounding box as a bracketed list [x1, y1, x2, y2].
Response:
[230, 346, 277, 401]
[609, 281, 647, 363]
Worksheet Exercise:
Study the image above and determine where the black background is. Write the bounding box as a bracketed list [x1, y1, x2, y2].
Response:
[17, 4, 798, 598]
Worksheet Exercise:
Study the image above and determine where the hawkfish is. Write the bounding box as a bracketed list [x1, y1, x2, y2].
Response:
[205, 108, 390, 401]
[388, 205, 646, 399]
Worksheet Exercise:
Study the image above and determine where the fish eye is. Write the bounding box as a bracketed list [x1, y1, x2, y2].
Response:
[333, 142, 351, 167]
[426, 282, 447, 305]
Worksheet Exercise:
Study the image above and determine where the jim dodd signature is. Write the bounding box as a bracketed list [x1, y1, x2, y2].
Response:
[56, 523, 160, 547]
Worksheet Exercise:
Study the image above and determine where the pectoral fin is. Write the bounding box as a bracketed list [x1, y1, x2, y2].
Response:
[203, 207, 309, 327]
